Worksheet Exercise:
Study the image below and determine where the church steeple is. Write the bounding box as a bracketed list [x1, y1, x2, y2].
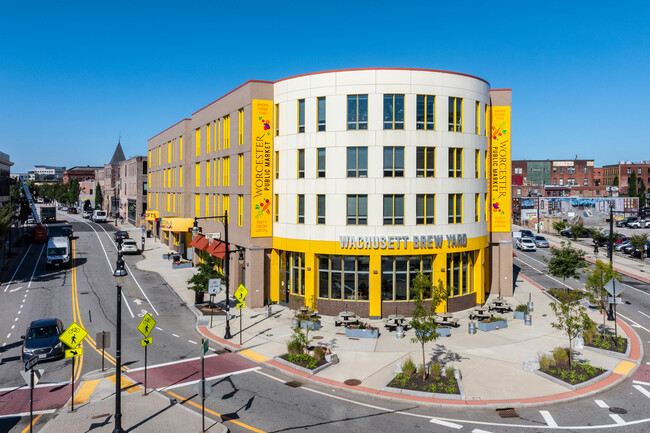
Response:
[110, 139, 126, 164]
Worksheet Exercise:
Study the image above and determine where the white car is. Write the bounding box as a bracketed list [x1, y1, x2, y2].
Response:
[517, 238, 537, 251]
[119, 239, 139, 255]
[628, 220, 650, 229]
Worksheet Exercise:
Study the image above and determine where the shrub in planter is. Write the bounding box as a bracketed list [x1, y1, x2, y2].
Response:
[514, 304, 528, 319]
[345, 322, 379, 338]
[429, 362, 442, 378]
[313, 346, 325, 362]
[553, 347, 570, 367]
[401, 358, 416, 376]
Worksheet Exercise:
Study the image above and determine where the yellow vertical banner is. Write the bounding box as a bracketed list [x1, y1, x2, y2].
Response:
[251, 100, 274, 237]
[489, 105, 511, 233]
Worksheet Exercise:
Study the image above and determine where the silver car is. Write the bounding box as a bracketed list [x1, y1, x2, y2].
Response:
[119, 239, 139, 254]
[517, 238, 537, 251]
[533, 236, 549, 248]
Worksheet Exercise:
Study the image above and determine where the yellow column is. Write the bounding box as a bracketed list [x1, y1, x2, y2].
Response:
[369, 254, 382, 318]
[434, 253, 447, 312]
[304, 252, 316, 308]
[270, 250, 279, 304]
[475, 248, 485, 305]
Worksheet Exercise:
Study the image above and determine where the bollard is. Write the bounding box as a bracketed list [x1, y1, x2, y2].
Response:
[524, 314, 532, 326]
[396, 325, 404, 339]
[468, 321, 477, 334]
[527, 301, 534, 312]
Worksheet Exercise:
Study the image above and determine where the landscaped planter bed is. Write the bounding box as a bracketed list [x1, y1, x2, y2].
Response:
[513, 311, 525, 320]
[585, 335, 628, 355]
[477, 320, 507, 332]
[345, 327, 378, 338]
[172, 261, 193, 269]
[536, 363, 609, 390]
[383, 370, 464, 400]
[275, 354, 331, 375]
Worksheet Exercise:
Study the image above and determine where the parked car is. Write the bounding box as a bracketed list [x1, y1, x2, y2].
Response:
[616, 218, 630, 227]
[533, 236, 549, 248]
[21, 318, 65, 362]
[48, 225, 73, 239]
[26, 216, 35, 224]
[517, 237, 537, 251]
[82, 210, 92, 219]
[119, 239, 139, 254]
[60, 206, 68, 212]
[625, 217, 639, 227]
[92, 210, 107, 222]
[615, 241, 631, 251]
[67, 207, 77, 214]
[615, 236, 629, 245]
[114, 231, 129, 242]
[561, 229, 573, 238]
[519, 229, 535, 239]
[629, 219, 650, 229]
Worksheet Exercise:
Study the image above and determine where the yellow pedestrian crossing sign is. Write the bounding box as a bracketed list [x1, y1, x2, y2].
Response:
[138, 313, 156, 337]
[141, 337, 153, 347]
[236, 302, 246, 310]
[234, 284, 248, 302]
[59, 322, 88, 349]
[65, 347, 83, 358]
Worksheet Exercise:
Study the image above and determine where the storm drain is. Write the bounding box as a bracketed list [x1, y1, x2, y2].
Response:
[344, 379, 362, 386]
[609, 407, 627, 414]
[496, 408, 519, 418]
[284, 381, 303, 388]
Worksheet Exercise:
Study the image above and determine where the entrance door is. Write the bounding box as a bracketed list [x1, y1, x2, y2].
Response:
[279, 270, 289, 305]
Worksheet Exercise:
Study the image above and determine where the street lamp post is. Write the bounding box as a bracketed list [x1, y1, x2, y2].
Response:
[113, 253, 127, 433]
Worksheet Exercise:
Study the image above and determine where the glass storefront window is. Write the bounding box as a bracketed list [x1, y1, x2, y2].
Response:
[319, 256, 329, 298]
[330, 255, 342, 299]
[357, 257, 369, 300]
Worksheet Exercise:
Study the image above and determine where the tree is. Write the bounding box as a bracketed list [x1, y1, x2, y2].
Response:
[409, 274, 449, 380]
[591, 227, 606, 246]
[639, 180, 647, 208]
[0, 202, 14, 238]
[549, 300, 591, 365]
[585, 260, 621, 336]
[628, 171, 638, 197]
[569, 222, 587, 241]
[9, 182, 21, 204]
[546, 241, 588, 293]
[630, 233, 649, 260]
[552, 220, 567, 234]
[68, 177, 80, 206]
[187, 255, 224, 293]
[612, 175, 618, 187]
[95, 184, 103, 209]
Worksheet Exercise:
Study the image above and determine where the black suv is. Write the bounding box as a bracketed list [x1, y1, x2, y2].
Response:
[21, 318, 65, 362]
[114, 231, 129, 242]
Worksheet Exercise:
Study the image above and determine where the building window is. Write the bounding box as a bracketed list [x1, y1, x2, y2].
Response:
[559, 178, 564, 186]
[416, 147, 435, 178]
[584, 166, 589, 174]
[318, 255, 369, 300]
[223, 115, 230, 149]
[317, 148, 326, 178]
[296, 195, 305, 224]
[448, 194, 462, 224]
[516, 188, 521, 196]
[383, 194, 404, 225]
[448, 97, 463, 132]
[347, 147, 368, 178]
[238, 195, 243, 226]
[206, 161, 211, 187]
[567, 166, 575, 174]
[347, 94, 368, 130]
[475, 194, 480, 222]
[206, 124, 211, 153]
[416, 95, 435, 130]
[448, 148, 463, 178]
[223, 156, 230, 186]
[223, 194, 230, 223]
[416, 194, 435, 225]
[274, 103, 279, 137]
[383, 146, 404, 177]
[475, 150, 480, 178]
[297, 149, 305, 178]
[274, 194, 279, 222]
[297, 99, 305, 133]
[274, 151, 279, 179]
[347, 194, 368, 225]
[317, 96, 326, 131]
[475, 101, 481, 134]
[383, 94, 404, 130]
[238, 154, 244, 186]
[195, 128, 201, 156]
[381, 256, 434, 301]
[195, 162, 200, 187]
[584, 178, 588, 186]
[317, 194, 325, 224]
[238, 109, 244, 145]
[553, 167, 557, 174]
[195, 193, 200, 218]
[446, 252, 474, 296]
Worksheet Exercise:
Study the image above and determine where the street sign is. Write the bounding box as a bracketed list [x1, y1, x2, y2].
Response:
[65, 347, 83, 358]
[59, 322, 88, 349]
[141, 337, 153, 347]
[202, 339, 209, 356]
[24, 355, 38, 372]
[234, 284, 248, 302]
[95, 331, 111, 349]
[141, 225, 146, 233]
[20, 369, 44, 386]
[137, 313, 156, 337]
[208, 278, 222, 295]
[195, 380, 212, 398]
[608, 296, 623, 304]
[604, 279, 623, 297]
[236, 302, 245, 310]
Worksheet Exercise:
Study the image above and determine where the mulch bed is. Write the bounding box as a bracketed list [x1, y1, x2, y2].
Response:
[585, 335, 628, 354]
[279, 353, 328, 370]
[387, 373, 460, 395]
[540, 363, 606, 385]
[547, 288, 587, 303]
[196, 304, 226, 315]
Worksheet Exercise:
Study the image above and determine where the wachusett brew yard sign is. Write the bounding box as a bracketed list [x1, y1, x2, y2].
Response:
[338, 233, 467, 250]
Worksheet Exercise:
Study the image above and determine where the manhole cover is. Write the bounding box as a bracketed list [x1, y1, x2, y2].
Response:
[344, 379, 362, 386]
[313, 336, 323, 340]
[609, 407, 627, 414]
[284, 381, 303, 388]
[496, 408, 519, 418]
[336, 332, 346, 336]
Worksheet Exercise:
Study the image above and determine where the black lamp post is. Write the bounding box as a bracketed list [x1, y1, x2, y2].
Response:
[113, 253, 127, 433]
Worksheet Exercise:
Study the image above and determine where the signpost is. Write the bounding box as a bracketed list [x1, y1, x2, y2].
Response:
[59, 322, 88, 412]
[96, 331, 111, 372]
[20, 362, 44, 433]
[234, 284, 248, 345]
[137, 313, 156, 395]
[604, 278, 622, 338]
[208, 279, 222, 328]
[201, 338, 210, 432]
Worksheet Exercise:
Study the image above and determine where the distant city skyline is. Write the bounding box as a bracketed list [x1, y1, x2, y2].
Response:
[3, 1, 649, 173]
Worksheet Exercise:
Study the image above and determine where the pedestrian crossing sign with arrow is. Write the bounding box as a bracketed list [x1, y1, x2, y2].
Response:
[59, 322, 88, 349]
[138, 313, 156, 337]
[141, 337, 153, 347]
[65, 347, 83, 358]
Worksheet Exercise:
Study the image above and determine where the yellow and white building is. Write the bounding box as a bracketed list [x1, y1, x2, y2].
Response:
[146, 68, 512, 317]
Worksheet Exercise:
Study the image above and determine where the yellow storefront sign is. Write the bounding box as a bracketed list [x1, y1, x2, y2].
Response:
[489, 105, 511, 233]
[160, 217, 195, 232]
[145, 210, 159, 221]
[250, 99, 273, 238]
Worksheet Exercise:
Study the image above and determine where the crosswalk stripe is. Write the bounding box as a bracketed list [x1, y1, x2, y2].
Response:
[71, 379, 100, 405]
[609, 414, 625, 425]
[472, 430, 494, 433]
[634, 384, 650, 399]
[430, 418, 463, 429]
[633, 380, 650, 387]
[540, 410, 558, 427]
[595, 399, 609, 408]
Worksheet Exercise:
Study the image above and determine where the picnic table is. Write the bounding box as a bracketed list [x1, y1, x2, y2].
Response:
[384, 314, 407, 331]
[335, 311, 359, 327]
[469, 307, 491, 321]
[434, 313, 460, 327]
[487, 299, 513, 313]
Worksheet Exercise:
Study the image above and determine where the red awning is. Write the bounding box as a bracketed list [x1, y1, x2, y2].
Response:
[206, 240, 226, 259]
[189, 235, 210, 251]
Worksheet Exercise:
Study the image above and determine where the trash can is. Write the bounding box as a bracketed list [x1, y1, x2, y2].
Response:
[524, 314, 532, 326]
[527, 301, 534, 312]
[396, 326, 404, 339]
[172, 255, 181, 262]
[468, 321, 477, 334]
[147, 230, 152, 238]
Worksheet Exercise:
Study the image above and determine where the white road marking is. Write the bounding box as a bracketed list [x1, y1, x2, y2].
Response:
[6, 334, 10, 339]
[513, 255, 571, 289]
[188, 340, 198, 344]
[634, 384, 650, 399]
[638, 310, 650, 320]
[127, 354, 219, 372]
[472, 430, 494, 433]
[595, 399, 608, 408]
[3, 244, 33, 292]
[632, 324, 642, 328]
[609, 414, 625, 425]
[27, 244, 45, 288]
[156, 367, 260, 392]
[617, 313, 650, 334]
[0, 409, 56, 419]
[172, 334, 180, 338]
[633, 380, 650, 386]
[17, 310, 21, 315]
[11, 325, 14, 330]
[430, 418, 463, 429]
[540, 411, 558, 428]
[156, 327, 163, 331]
[14, 318, 17, 321]
[9, 287, 22, 293]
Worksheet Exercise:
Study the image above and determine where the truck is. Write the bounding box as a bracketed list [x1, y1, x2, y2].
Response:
[45, 236, 70, 269]
[40, 206, 57, 223]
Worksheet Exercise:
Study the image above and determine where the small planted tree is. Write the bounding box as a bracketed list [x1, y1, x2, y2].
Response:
[552, 220, 567, 234]
[585, 260, 621, 336]
[409, 273, 449, 380]
[95, 184, 103, 209]
[187, 256, 224, 296]
[549, 300, 591, 365]
[591, 227, 606, 246]
[630, 233, 649, 260]
[546, 241, 588, 293]
[569, 222, 587, 241]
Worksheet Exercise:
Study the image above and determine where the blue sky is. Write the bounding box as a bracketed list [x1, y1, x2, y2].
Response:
[2, 1, 649, 173]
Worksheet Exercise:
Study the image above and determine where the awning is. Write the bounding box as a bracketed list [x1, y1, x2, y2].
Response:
[206, 240, 226, 259]
[161, 217, 195, 232]
[145, 210, 159, 221]
[189, 234, 210, 251]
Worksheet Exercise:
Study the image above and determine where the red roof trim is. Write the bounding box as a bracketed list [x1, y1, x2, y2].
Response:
[148, 118, 191, 142]
[274, 67, 490, 86]
[188, 234, 205, 248]
[490, 88, 512, 91]
[191, 79, 274, 116]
